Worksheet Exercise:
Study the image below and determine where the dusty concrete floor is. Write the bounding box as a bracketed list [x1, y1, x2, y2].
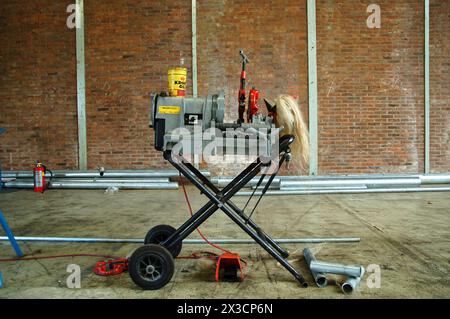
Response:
[0, 187, 449, 299]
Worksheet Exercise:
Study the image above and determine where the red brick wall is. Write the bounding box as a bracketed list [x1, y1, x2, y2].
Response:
[84, 0, 192, 169]
[0, 0, 449, 174]
[317, 0, 426, 174]
[0, 1, 78, 171]
[197, 0, 308, 121]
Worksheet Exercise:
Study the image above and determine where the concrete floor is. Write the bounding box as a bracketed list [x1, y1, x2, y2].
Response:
[0, 187, 449, 299]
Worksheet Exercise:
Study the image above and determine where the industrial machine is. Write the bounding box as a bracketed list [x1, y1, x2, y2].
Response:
[128, 51, 308, 290]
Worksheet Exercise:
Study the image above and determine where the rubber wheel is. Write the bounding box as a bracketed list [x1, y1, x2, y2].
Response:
[144, 224, 182, 258]
[129, 244, 174, 290]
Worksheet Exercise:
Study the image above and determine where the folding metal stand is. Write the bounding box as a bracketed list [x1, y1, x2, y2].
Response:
[128, 135, 308, 290]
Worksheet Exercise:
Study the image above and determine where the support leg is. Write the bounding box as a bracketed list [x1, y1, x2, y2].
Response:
[0, 210, 24, 258]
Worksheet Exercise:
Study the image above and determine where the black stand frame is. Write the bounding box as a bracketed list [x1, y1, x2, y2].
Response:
[160, 135, 307, 287]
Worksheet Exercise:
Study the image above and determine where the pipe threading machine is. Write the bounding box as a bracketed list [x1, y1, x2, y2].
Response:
[128, 52, 309, 290]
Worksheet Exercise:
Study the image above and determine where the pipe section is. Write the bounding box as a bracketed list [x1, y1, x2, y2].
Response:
[310, 260, 364, 278]
[280, 178, 420, 189]
[3, 181, 178, 190]
[1, 170, 210, 179]
[341, 267, 365, 294]
[0, 236, 361, 244]
[303, 248, 328, 288]
[236, 186, 450, 196]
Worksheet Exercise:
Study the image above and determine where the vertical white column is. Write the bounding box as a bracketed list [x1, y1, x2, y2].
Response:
[424, 0, 430, 174]
[76, 0, 87, 170]
[307, 0, 318, 176]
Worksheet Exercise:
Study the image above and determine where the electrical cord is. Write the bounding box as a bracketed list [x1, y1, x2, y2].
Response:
[179, 173, 231, 254]
[0, 253, 119, 263]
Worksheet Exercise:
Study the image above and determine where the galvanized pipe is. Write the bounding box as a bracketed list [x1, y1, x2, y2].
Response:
[1, 178, 170, 184]
[0, 236, 361, 244]
[419, 174, 450, 184]
[310, 260, 364, 278]
[341, 267, 365, 294]
[280, 178, 420, 189]
[1, 170, 210, 179]
[212, 177, 281, 188]
[236, 186, 450, 196]
[3, 181, 179, 190]
[303, 248, 328, 288]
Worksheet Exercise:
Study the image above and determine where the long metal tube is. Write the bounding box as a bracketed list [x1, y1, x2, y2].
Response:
[3, 181, 178, 190]
[213, 174, 450, 189]
[310, 260, 364, 278]
[419, 174, 450, 184]
[1, 170, 210, 179]
[303, 248, 328, 288]
[237, 186, 450, 196]
[0, 236, 361, 244]
[280, 178, 420, 189]
[1, 178, 170, 184]
[341, 267, 365, 294]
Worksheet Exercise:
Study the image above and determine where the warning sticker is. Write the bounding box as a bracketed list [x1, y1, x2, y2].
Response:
[159, 106, 181, 115]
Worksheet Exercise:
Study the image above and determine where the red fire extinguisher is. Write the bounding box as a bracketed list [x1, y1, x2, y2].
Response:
[34, 162, 52, 193]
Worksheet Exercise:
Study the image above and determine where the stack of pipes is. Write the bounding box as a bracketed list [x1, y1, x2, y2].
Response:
[209, 174, 450, 196]
[303, 248, 365, 294]
[1, 170, 210, 190]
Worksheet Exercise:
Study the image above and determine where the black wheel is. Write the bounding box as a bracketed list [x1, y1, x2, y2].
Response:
[129, 244, 174, 290]
[144, 224, 182, 258]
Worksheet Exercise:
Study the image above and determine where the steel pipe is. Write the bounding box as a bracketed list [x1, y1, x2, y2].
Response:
[3, 181, 179, 190]
[303, 248, 328, 288]
[236, 186, 450, 196]
[280, 178, 420, 190]
[310, 260, 364, 278]
[0, 236, 361, 244]
[1, 170, 210, 179]
[341, 267, 365, 294]
[1, 178, 170, 184]
[419, 174, 450, 184]
[212, 177, 281, 188]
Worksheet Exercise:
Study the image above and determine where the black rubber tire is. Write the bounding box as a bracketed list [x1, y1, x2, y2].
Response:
[144, 224, 182, 258]
[129, 244, 174, 290]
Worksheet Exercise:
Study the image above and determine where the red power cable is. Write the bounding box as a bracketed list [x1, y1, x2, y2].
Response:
[179, 173, 231, 254]
[0, 253, 119, 263]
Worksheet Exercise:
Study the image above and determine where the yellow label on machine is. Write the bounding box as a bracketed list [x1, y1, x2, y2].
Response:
[159, 106, 181, 115]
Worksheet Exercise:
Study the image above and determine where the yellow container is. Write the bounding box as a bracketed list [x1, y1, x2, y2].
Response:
[168, 67, 187, 97]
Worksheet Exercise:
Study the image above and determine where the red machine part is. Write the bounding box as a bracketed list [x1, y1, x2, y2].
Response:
[93, 258, 129, 276]
[33, 163, 46, 193]
[215, 253, 245, 282]
[247, 87, 260, 123]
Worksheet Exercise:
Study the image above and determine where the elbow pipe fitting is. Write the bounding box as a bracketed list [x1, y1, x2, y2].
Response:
[342, 267, 365, 294]
[303, 248, 328, 288]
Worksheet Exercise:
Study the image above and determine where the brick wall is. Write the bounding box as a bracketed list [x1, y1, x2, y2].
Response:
[84, 0, 192, 169]
[0, 1, 77, 171]
[0, 0, 449, 174]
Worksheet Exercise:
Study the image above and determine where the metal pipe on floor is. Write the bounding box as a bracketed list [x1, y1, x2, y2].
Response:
[280, 178, 420, 190]
[0, 236, 361, 244]
[3, 181, 179, 190]
[310, 260, 364, 278]
[341, 267, 365, 294]
[1, 170, 210, 179]
[1, 178, 170, 184]
[303, 248, 328, 288]
[236, 186, 450, 196]
[419, 174, 450, 184]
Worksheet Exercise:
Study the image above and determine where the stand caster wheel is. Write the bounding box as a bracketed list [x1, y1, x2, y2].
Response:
[129, 244, 174, 290]
[144, 224, 182, 258]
